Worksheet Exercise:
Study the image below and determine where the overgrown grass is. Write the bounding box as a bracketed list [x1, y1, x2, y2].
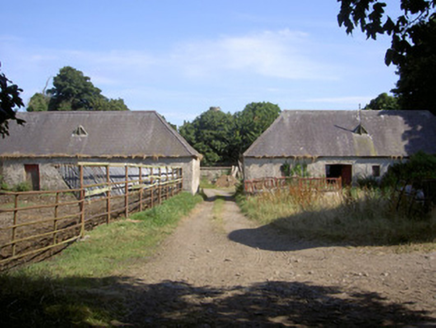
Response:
[0, 192, 203, 327]
[237, 186, 436, 247]
[200, 177, 216, 189]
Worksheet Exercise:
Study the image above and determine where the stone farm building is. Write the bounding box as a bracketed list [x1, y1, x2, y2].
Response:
[243, 110, 436, 185]
[0, 111, 201, 194]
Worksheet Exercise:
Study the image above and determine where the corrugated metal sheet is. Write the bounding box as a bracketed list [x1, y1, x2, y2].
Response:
[244, 110, 436, 158]
[59, 165, 176, 197]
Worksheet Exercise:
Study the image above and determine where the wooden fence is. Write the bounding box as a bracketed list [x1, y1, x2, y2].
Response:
[0, 163, 183, 270]
[244, 177, 342, 194]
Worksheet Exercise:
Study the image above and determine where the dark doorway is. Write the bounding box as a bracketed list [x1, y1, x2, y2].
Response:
[24, 164, 40, 190]
[326, 164, 352, 185]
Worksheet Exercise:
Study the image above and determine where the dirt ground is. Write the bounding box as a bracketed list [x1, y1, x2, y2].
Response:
[122, 189, 436, 327]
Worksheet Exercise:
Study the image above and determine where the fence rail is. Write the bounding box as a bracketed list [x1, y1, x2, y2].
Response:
[244, 177, 342, 194]
[0, 163, 183, 270]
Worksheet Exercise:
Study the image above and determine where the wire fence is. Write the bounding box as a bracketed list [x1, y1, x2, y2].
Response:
[0, 163, 183, 270]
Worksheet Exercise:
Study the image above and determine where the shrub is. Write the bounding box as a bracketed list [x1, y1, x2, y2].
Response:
[0, 175, 10, 191]
[14, 181, 32, 192]
[357, 176, 379, 189]
[382, 151, 436, 188]
[280, 162, 309, 177]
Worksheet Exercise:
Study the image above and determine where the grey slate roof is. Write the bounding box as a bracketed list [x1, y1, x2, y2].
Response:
[0, 111, 200, 158]
[244, 110, 436, 158]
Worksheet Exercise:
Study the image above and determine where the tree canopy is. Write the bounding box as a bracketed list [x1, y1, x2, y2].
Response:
[0, 64, 25, 137]
[179, 107, 235, 166]
[232, 102, 281, 158]
[392, 16, 436, 111]
[364, 92, 399, 109]
[27, 92, 49, 112]
[179, 102, 281, 166]
[27, 66, 129, 112]
[338, 0, 436, 113]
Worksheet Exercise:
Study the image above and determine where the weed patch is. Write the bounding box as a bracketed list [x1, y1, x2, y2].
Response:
[237, 187, 436, 247]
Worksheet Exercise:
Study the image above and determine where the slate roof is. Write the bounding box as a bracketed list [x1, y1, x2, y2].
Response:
[0, 111, 200, 159]
[244, 110, 436, 158]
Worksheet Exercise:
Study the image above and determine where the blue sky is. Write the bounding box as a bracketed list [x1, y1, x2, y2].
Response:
[1, 0, 399, 126]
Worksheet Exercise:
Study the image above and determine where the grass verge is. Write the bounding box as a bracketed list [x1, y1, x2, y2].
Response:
[199, 177, 216, 189]
[237, 187, 436, 247]
[0, 192, 203, 327]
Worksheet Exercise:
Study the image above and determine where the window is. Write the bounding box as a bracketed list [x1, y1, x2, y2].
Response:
[372, 165, 380, 177]
[72, 125, 88, 137]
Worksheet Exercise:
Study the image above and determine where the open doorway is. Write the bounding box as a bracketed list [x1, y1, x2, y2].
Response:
[24, 164, 40, 190]
[326, 164, 352, 185]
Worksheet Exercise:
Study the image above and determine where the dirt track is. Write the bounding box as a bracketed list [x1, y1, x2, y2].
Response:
[123, 189, 436, 327]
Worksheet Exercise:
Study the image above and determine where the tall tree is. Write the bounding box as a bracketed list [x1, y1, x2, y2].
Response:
[0, 64, 25, 137]
[27, 92, 49, 112]
[29, 66, 129, 112]
[392, 17, 436, 110]
[179, 102, 281, 166]
[231, 102, 281, 159]
[179, 107, 234, 166]
[48, 66, 102, 111]
[364, 92, 399, 109]
[337, 0, 436, 113]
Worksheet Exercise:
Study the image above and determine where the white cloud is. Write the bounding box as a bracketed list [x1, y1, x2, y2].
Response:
[171, 29, 337, 80]
[308, 96, 372, 104]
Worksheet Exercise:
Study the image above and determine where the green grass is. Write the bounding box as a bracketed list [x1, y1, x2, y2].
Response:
[237, 187, 436, 247]
[0, 192, 203, 327]
[211, 195, 226, 231]
[199, 177, 216, 189]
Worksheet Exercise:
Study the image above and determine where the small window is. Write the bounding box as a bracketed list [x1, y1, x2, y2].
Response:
[353, 124, 368, 135]
[72, 125, 88, 137]
[372, 165, 380, 177]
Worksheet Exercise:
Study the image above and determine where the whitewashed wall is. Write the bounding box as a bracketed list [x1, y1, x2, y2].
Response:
[0, 156, 200, 194]
[243, 157, 405, 183]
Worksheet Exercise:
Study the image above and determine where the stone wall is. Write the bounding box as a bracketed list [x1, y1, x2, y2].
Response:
[200, 167, 232, 183]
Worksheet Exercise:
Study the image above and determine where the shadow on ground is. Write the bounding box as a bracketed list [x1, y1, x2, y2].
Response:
[1, 274, 434, 327]
[228, 224, 324, 252]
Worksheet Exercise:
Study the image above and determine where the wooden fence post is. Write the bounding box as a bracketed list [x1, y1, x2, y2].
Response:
[79, 165, 85, 238]
[139, 166, 143, 212]
[150, 167, 154, 209]
[11, 193, 18, 257]
[125, 165, 129, 218]
[166, 166, 169, 200]
[106, 165, 111, 224]
[53, 191, 60, 245]
[179, 168, 182, 193]
[158, 167, 162, 204]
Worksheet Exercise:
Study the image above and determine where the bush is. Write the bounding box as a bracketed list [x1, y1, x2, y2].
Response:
[0, 175, 10, 191]
[14, 181, 32, 192]
[382, 151, 436, 188]
[357, 176, 379, 189]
